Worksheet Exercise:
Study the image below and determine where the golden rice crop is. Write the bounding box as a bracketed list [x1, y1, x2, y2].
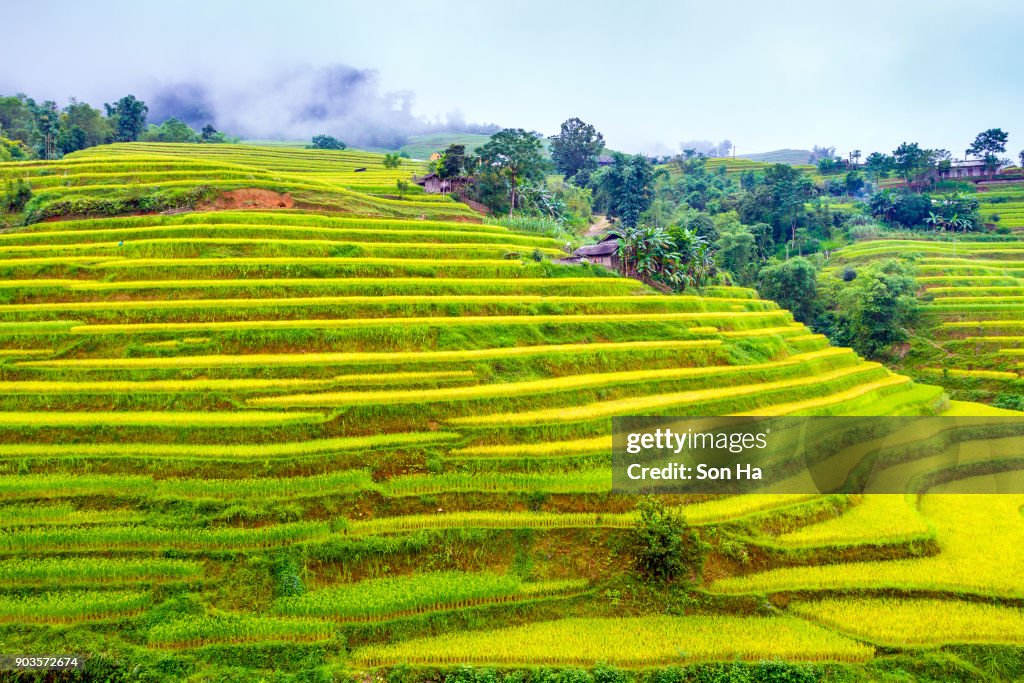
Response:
[453, 362, 884, 426]
[273, 572, 585, 620]
[0, 293, 763, 314]
[68, 310, 789, 335]
[251, 349, 852, 408]
[20, 340, 719, 370]
[773, 495, 933, 547]
[0, 431, 457, 459]
[0, 411, 324, 428]
[790, 597, 1024, 647]
[353, 616, 873, 666]
[0, 371, 474, 394]
[712, 494, 1024, 598]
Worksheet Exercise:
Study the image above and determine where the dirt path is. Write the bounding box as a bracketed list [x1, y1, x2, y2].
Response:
[585, 214, 612, 237]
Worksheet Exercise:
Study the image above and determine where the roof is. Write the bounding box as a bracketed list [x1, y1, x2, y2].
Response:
[574, 240, 620, 257]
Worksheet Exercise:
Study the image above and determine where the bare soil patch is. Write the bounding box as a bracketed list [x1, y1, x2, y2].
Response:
[197, 189, 294, 211]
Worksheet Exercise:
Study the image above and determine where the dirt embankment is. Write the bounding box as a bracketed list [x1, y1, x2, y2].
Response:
[196, 189, 294, 211]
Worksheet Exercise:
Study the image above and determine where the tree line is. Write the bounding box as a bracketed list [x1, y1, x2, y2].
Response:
[0, 93, 235, 161]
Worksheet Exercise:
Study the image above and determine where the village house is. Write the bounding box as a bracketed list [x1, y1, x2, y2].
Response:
[558, 233, 621, 269]
[412, 173, 475, 194]
[937, 158, 996, 180]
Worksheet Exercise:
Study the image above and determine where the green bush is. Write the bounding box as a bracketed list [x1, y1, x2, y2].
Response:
[994, 394, 1024, 411]
[630, 497, 706, 583]
[3, 178, 32, 212]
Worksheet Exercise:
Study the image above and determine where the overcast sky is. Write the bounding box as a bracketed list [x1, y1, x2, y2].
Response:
[3, 0, 1022, 156]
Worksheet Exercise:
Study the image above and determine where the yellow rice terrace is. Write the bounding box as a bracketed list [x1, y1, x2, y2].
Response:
[0, 142, 1022, 681]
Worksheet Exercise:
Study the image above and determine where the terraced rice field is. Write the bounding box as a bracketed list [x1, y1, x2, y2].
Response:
[0, 142, 478, 222]
[662, 156, 825, 183]
[0, 142, 1020, 680]
[979, 182, 1024, 233]
[829, 235, 1024, 404]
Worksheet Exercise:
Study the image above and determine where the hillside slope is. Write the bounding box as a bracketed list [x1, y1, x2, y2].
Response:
[0, 143, 1020, 680]
[1, 142, 478, 223]
[829, 237, 1024, 406]
[738, 148, 814, 165]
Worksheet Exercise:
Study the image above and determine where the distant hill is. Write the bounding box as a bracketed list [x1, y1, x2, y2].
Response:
[738, 149, 814, 165]
[385, 133, 495, 160]
[240, 134, 498, 159]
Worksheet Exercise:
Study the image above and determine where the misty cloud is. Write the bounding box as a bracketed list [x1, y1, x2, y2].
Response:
[142, 64, 498, 147]
[678, 139, 734, 158]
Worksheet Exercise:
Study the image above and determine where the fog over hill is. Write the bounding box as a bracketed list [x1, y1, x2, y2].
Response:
[143, 63, 499, 149]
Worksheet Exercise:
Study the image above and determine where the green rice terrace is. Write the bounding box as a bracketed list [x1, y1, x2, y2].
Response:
[827, 206, 1024, 407]
[1, 143, 1023, 681]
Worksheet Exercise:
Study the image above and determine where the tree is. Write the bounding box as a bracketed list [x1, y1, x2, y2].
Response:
[309, 134, 345, 150]
[63, 99, 112, 148]
[758, 257, 819, 324]
[597, 153, 663, 227]
[200, 124, 231, 143]
[104, 95, 148, 142]
[715, 222, 757, 285]
[141, 118, 199, 143]
[890, 192, 932, 228]
[864, 152, 893, 182]
[762, 164, 815, 243]
[825, 260, 919, 358]
[891, 142, 930, 182]
[435, 144, 465, 178]
[383, 152, 402, 169]
[817, 157, 840, 174]
[630, 498, 705, 583]
[475, 128, 547, 214]
[0, 95, 35, 144]
[844, 170, 865, 196]
[549, 117, 605, 184]
[29, 100, 61, 159]
[967, 128, 1008, 163]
